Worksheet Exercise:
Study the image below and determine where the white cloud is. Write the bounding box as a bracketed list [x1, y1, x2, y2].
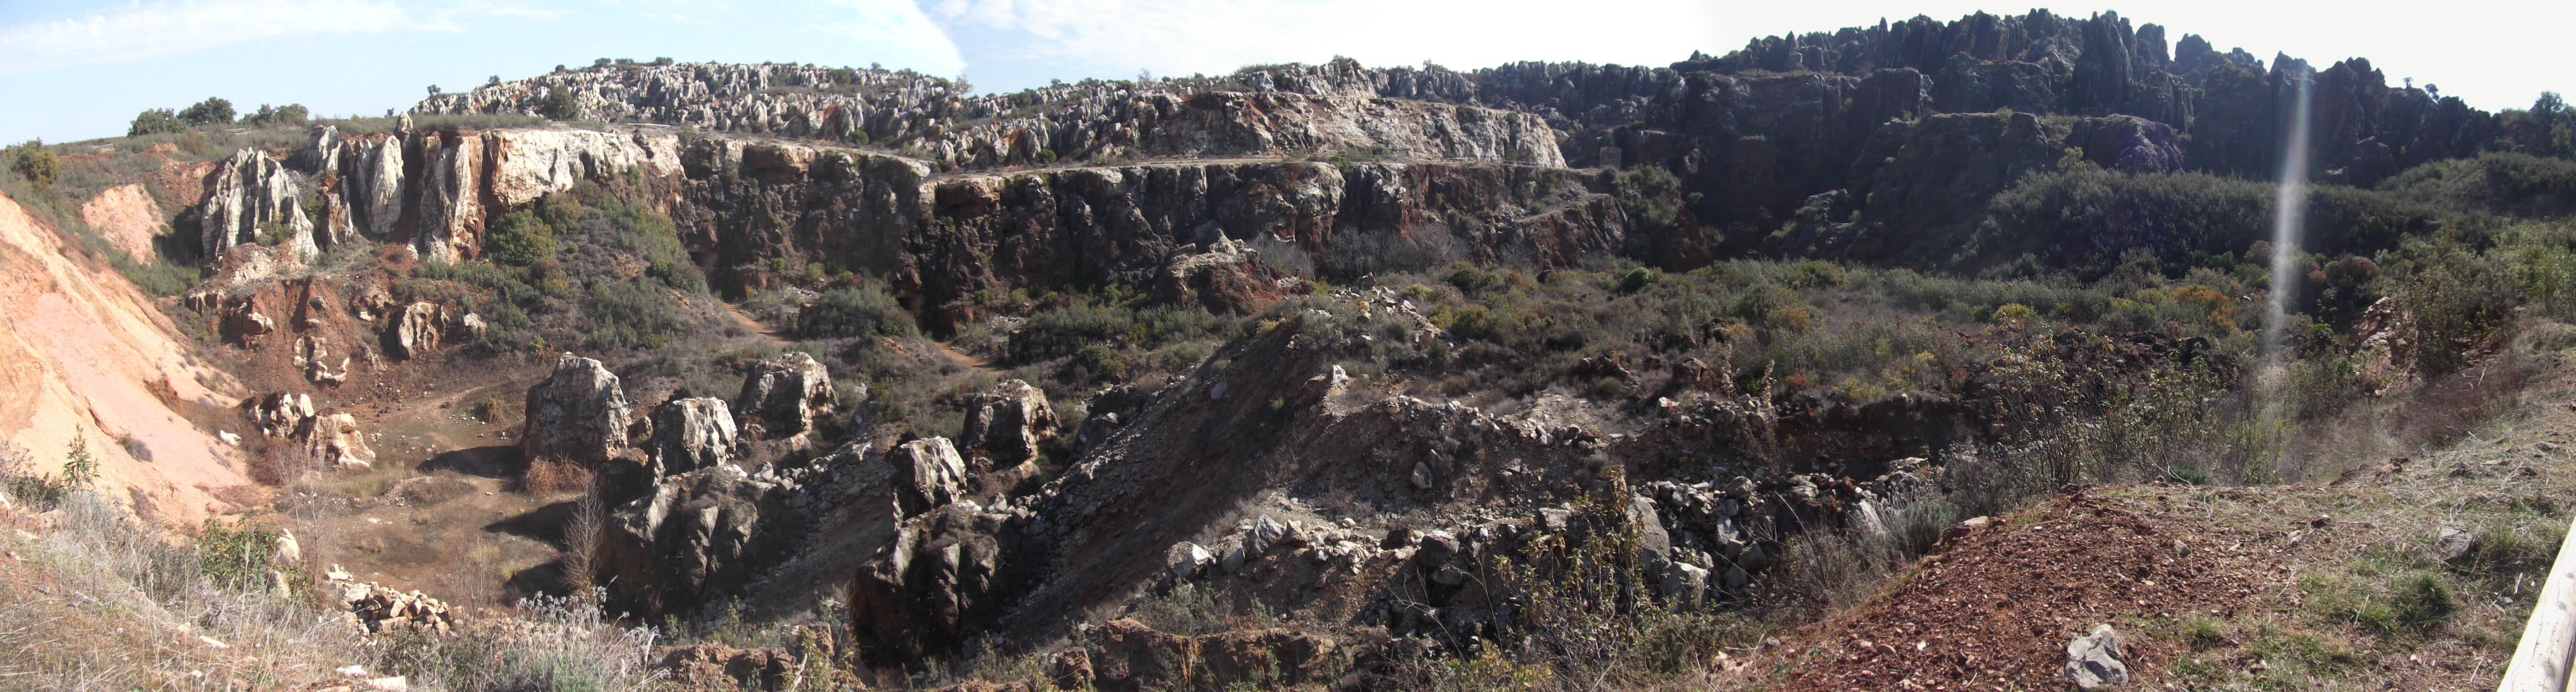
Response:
[808, 0, 967, 76]
[0, 0, 425, 74]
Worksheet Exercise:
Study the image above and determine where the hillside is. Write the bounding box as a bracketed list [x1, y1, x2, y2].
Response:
[4, 8, 2576, 691]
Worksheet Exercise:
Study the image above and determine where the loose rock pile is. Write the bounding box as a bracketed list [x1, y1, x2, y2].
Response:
[325, 566, 458, 635]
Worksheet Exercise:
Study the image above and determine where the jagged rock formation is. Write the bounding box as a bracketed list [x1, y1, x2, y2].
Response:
[201, 148, 319, 261]
[242, 393, 375, 470]
[958, 380, 1058, 466]
[735, 351, 834, 445]
[646, 397, 739, 476]
[416, 63, 1561, 172]
[389, 302, 443, 360]
[307, 412, 376, 470]
[521, 353, 632, 465]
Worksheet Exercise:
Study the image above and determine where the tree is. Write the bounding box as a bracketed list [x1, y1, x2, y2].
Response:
[486, 75, 502, 87]
[1136, 68, 1154, 84]
[6, 140, 58, 188]
[652, 56, 674, 66]
[593, 57, 612, 69]
[176, 97, 234, 126]
[426, 84, 442, 96]
[539, 86, 583, 121]
[128, 108, 186, 136]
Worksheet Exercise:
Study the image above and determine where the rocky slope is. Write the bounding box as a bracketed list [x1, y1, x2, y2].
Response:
[0, 189, 247, 526]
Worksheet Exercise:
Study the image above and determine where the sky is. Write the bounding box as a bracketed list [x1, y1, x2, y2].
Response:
[2, 1, 2570, 144]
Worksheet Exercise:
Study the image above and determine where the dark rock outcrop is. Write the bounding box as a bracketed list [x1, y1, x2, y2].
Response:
[600, 463, 797, 612]
[958, 380, 1060, 467]
[735, 351, 835, 445]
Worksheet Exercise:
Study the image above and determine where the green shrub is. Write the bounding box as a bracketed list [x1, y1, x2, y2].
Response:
[486, 210, 559, 266]
[5, 140, 57, 187]
[177, 97, 236, 126]
[128, 108, 187, 136]
[794, 285, 916, 339]
[194, 520, 280, 592]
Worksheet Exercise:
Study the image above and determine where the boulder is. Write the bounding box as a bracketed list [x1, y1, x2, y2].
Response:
[2435, 527, 2477, 564]
[2062, 624, 2130, 689]
[646, 397, 739, 476]
[601, 464, 795, 611]
[958, 379, 1059, 466]
[736, 352, 835, 445]
[892, 437, 970, 516]
[222, 301, 275, 344]
[850, 502, 1013, 664]
[522, 353, 633, 465]
[1165, 541, 1214, 580]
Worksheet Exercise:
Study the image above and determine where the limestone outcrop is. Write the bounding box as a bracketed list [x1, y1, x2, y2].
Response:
[201, 149, 318, 261]
[243, 393, 375, 470]
[646, 397, 739, 476]
[735, 352, 834, 445]
[521, 353, 632, 465]
[958, 380, 1059, 466]
[416, 62, 1561, 172]
[891, 436, 969, 515]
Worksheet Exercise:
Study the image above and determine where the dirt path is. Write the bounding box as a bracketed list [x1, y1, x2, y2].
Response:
[936, 340, 1002, 373]
[723, 302, 794, 347]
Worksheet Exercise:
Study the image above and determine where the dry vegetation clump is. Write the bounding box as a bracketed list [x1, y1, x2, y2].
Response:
[518, 457, 595, 498]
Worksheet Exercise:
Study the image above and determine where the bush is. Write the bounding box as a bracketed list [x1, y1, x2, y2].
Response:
[540, 86, 583, 121]
[793, 285, 916, 339]
[240, 103, 310, 127]
[194, 519, 282, 592]
[5, 140, 56, 188]
[177, 97, 236, 126]
[128, 108, 187, 136]
[485, 210, 559, 266]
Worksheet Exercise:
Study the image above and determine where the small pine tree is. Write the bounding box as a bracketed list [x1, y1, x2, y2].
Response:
[60, 430, 97, 492]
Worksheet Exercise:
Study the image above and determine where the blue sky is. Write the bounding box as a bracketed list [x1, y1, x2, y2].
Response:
[2, 1, 2569, 144]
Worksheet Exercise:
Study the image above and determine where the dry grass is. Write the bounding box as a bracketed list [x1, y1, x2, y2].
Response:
[0, 493, 366, 689]
[516, 458, 594, 498]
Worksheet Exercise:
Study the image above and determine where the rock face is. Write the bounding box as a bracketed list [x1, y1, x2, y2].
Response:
[522, 353, 632, 465]
[735, 352, 834, 444]
[1152, 238, 1296, 315]
[646, 397, 739, 476]
[601, 464, 795, 611]
[201, 149, 318, 261]
[958, 380, 1059, 466]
